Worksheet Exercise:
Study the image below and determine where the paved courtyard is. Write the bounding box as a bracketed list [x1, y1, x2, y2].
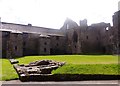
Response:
[1, 80, 120, 86]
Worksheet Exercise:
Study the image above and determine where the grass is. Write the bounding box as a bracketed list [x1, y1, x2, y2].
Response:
[0, 55, 119, 81]
[52, 64, 119, 75]
[0, 59, 18, 81]
[17, 55, 118, 64]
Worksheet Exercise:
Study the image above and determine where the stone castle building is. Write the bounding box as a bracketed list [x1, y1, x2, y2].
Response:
[0, 11, 119, 58]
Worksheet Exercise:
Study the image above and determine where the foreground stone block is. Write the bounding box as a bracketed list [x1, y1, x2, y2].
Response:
[13, 60, 65, 81]
[9, 59, 19, 64]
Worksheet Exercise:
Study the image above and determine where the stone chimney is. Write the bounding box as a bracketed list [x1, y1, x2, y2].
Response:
[28, 23, 32, 26]
[79, 19, 88, 27]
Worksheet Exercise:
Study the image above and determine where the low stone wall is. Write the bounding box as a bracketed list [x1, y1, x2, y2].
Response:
[13, 60, 65, 81]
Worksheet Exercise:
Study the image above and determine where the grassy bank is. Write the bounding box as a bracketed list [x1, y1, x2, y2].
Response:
[0, 55, 119, 81]
[52, 64, 119, 75]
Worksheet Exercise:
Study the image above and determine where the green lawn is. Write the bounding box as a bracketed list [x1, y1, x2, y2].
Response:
[52, 64, 119, 75]
[17, 55, 118, 64]
[1, 59, 18, 80]
[0, 55, 119, 81]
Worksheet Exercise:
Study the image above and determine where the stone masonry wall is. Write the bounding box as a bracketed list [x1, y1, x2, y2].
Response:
[23, 33, 39, 56]
[6, 32, 23, 58]
[49, 35, 66, 54]
[38, 36, 50, 55]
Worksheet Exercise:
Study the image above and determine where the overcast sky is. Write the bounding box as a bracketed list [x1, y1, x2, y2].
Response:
[0, 0, 119, 29]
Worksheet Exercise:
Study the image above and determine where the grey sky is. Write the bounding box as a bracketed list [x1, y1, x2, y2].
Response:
[0, 0, 119, 29]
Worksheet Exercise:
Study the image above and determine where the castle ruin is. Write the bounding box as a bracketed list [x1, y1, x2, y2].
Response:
[0, 10, 120, 58]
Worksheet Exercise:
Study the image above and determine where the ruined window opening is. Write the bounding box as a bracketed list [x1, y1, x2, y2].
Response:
[44, 48, 47, 52]
[86, 36, 88, 39]
[56, 36, 59, 40]
[23, 33, 28, 38]
[15, 33, 19, 37]
[67, 24, 69, 29]
[56, 43, 59, 46]
[105, 27, 109, 31]
[15, 46, 17, 51]
[73, 31, 78, 42]
[75, 45, 77, 48]
[44, 42, 47, 45]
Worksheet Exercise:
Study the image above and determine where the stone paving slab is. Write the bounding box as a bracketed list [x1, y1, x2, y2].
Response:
[1, 80, 120, 86]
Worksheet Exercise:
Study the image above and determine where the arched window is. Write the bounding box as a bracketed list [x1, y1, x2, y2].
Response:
[67, 24, 69, 29]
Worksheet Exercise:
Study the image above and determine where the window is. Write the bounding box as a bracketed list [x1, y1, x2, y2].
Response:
[23, 33, 28, 38]
[105, 27, 109, 31]
[44, 48, 47, 52]
[67, 24, 69, 29]
[56, 36, 59, 40]
[3, 32, 9, 37]
[15, 46, 17, 50]
[75, 45, 76, 48]
[44, 42, 47, 45]
[86, 36, 88, 39]
[56, 43, 59, 46]
[15, 33, 19, 37]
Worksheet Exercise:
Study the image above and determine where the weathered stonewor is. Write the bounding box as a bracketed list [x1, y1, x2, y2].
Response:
[9, 59, 19, 64]
[13, 60, 65, 81]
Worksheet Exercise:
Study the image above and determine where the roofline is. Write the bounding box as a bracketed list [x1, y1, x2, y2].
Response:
[1, 22, 59, 30]
[48, 34, 64, 36]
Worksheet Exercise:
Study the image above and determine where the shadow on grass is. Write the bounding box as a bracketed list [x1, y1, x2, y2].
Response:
[20, 74, 120, 82]
[3, 78, 19, 81]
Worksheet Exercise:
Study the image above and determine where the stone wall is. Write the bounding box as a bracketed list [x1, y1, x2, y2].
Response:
[23, 33, 39, 56]
[79, 26, 101, 54]
[102, 26, 114, 54]
[49, 35, 66, 54]
[65, 28, 81, 54]
[112, 10, 120, 54]
[38, 35, 50, 55]
[6, 32, 23, 58]
[90, 23, 111, 54]
[1, 31, 10, 58]
[1, 11, 119, 56]
[61, 18, 112, 54]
